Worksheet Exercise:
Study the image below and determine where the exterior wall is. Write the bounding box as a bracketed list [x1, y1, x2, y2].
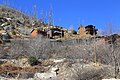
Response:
[31, 28, 64, 38]
[78, 25, 97, 38]
[31, 29, 37, 37]
[47, 30, 52, 38]
[79, 27, 86, 36]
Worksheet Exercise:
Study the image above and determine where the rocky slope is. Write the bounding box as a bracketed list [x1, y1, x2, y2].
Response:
[0, 5, 34, 29]
[0, 58, 119, 80]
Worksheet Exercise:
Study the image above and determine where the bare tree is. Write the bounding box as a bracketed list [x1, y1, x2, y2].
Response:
[10, 36, 56, 59]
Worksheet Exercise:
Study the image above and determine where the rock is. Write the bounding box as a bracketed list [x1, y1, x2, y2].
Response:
[18, 72, 34, 79]
[0, 76, 7, 80]
[34, 72, 57, 79]
[0, 5, 33, 29]
[42, 59, 54, 66]
[53, 58, 66, 63]
[50, 65, 59, 74]
[56, 62, 116, 80]
[0, 60, 5, 65]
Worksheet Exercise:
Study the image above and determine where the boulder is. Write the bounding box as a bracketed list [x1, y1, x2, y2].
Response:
[53, 58, 66, 63]
[34, 72, 57, 79]
[18, 72, 34, 79]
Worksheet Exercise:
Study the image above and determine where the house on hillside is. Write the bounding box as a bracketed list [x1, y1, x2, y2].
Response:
[31, 26, 64, 39]
[78, 24, 86, 36]
[85, 25, 98, 35]
[31, 29, 47, 37]
[47, 28, 64, 38]
[31, 29, 37, 37]
[78, 24, 98, 38]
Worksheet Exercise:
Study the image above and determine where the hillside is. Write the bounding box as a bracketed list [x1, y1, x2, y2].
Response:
[0, 4, 120, 80]
[0, 5, 34, 29]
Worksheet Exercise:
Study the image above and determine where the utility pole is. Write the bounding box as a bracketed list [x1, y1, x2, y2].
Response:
[40, 9, 44, 24]
[33, 5, 37, 28]
[47, 3, 53, 38]
[48, 5, 53, 27]
[33, 5, 37, 21]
